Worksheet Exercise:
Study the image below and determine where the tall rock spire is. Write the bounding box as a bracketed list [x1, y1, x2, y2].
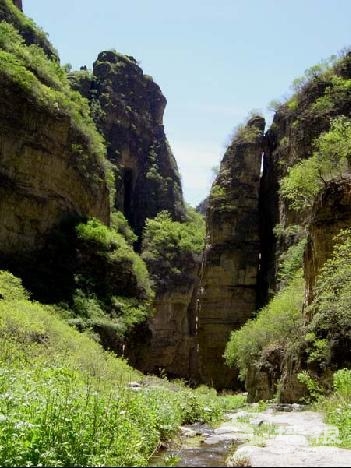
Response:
[197, 116, 265, 389]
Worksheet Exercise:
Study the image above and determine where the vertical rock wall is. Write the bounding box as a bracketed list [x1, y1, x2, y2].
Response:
[197, 116, 265, 389]
[304, 178, 351, 307]
[129, 258, 201, 381]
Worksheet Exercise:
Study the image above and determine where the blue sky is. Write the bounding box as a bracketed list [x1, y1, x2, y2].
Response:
[25, 0, 351, 206]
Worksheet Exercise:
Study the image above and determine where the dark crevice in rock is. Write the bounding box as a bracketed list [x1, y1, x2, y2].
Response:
[256, 131, 280, 309]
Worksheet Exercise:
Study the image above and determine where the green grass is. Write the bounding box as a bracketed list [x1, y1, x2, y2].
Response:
[224, 274, 304, 381]
[314, 369, 351, 448]
[0, 270, 246, 466]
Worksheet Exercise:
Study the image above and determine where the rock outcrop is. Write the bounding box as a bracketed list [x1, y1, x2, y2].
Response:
[129, 251, 201, 381]
[70, 51, 185, 239]
[304, 177, 351, 306]
[0, 83, 109, 256]
[0, 4, 110, 301]
[197, 116, 265, 389]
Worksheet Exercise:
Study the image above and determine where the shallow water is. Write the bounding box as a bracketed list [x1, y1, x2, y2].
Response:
[149, 422, 237, 467]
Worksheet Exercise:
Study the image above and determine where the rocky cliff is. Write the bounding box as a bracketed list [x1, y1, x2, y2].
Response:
[197, 116, 265, 389]
[70, 51, 185, 239]
[0, 10, 110, 267]
[240, 52, 351, 400]
[304, 178, 351, 307]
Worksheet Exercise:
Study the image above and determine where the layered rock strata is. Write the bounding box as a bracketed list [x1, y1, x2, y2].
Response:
[197, 116, 265, 389]
[0, 61, 109, 261]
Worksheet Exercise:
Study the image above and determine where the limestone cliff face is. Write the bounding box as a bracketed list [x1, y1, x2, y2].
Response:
[0, 76, 109, 259]
[128, 257, 201, 381]
[304, 178, 351, 306]
[197, 116, 265, 389]
[245, 54, 351, 401]
[70, 51, 185, 238]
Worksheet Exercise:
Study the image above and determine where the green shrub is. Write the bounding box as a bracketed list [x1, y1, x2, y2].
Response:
[233, 123, 261, 144]
[315, 369, 351, 448]
[297, 370, 324, 403]
[306, 229, 351, 366]
[110, 210, 137, 245]
[141, 207, 205, 292]
[76, 218, 151, 299]
[224, 274, 304, 380]
[277, 237, 307, 286]
[72, 219, 152, 336]
[280, 117, 351, 210]
[210, 184, 226, 199]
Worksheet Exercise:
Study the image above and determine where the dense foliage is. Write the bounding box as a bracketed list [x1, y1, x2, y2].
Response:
[110, 210, 137, 246]
[280, 117, 351, 210]
[0, 270, 246, 467]
[141, 206, 205, 292]
[224, 274, 304, 381]
[277, 237, 307, 286]
[68, 218, 152, 337]
[305, 229, 351, 368]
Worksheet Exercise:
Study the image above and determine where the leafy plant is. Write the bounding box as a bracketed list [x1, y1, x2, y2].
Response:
[76, 218, 151, 298]
[280, 117, 351, 210]
[306, 229, 351, 367]
[297, 371, 324, 403]
[141, 207, 205, 293]
[224, 274, 304, 380]
[277, 237, 307, 286]
[210, 184, 226, 199]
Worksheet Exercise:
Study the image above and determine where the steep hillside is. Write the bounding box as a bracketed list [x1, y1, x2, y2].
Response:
[0, 13, 110, 259]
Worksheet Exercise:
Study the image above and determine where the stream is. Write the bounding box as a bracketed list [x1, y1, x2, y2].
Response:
[149, 421, 238, 467]
[149, 404, 351, 467]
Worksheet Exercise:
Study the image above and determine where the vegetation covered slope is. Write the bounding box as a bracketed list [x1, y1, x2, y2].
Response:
[0, 0, 57, 58]
[0, 270, 245, 467]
